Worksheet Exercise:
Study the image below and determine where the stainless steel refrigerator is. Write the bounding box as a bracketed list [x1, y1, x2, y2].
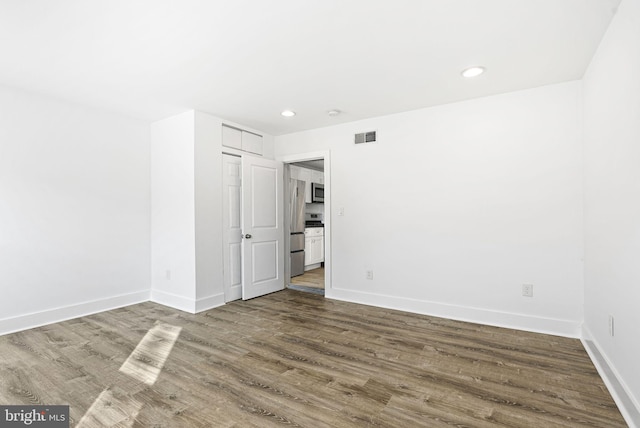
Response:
[290, 179, 306, 277]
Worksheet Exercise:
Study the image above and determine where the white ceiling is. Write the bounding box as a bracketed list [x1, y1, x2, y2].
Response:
[0, 0, 620, 135]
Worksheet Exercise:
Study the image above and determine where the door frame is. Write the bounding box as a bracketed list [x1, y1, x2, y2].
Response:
[279, 150, 332, 295]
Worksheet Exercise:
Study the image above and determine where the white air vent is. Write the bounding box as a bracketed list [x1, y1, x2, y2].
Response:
[354, 130, 377, 144]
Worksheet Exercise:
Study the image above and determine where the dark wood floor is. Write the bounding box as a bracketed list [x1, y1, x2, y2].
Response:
[0, 290, 626, 427]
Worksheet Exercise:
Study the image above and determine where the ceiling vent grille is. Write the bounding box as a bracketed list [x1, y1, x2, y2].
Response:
[354, 130, 377, 144]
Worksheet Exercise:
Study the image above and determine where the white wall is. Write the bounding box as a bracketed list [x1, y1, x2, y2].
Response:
[582, 0, 640, 423]
[276, 81, 585, 336]
[150, 111, 197, 311]
[151, 110, 275, 312]
[194, 111, 224, 309]
[0, 85, 150, 334]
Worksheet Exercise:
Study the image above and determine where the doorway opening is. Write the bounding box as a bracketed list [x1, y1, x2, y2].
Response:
[282, 151, 331, 296]
[290, 266, 324, 294]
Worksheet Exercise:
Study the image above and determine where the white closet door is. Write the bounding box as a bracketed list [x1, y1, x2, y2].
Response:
[241, 155, 284, 300]
[222, 154, 242, 302]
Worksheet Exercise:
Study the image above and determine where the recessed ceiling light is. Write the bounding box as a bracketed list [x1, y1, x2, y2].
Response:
[281, 110, 296, 117]
[461, 66, 485, 78]
[327, 109, 341, 117]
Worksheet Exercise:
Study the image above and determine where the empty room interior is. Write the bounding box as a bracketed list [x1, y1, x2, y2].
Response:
[1, 0, 639, 426]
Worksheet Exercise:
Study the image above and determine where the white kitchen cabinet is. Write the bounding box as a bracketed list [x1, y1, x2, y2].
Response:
[298, 168, 312, 203]
[222, 125, 263, 155]
[290, 166, 311, 202]
[290, 166, 323, 203]
[290, 165, 300, 180]
[290, 165, 306, 181]
[297, 167, 312, 184]
[304, 227, 324, 266]
[306, 170, 324, 202]
[305, 236, 324, 266]
[314, 236, 324, 263]
[311, 170, 324, 185]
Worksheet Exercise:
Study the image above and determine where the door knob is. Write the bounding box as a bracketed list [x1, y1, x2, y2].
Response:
[244, 234, 252, 239]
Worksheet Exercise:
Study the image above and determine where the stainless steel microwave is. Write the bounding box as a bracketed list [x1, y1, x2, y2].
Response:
[311, 183, 324, 203]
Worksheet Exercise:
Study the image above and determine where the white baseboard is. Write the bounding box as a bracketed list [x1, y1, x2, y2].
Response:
[0, 289, 228, 336]
[195, 293, 225, 312]
[325, 287, 581, 338]
[0, 290, 150, 336]
[150, 290, 225, 313]
[305, 263, 322, 271]
[150, 289, 198, 313]
[581, 327, 640, 428]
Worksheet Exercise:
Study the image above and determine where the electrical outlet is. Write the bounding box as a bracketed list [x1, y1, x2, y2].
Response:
[609, 315, 615, 337]
[366, 270, 374, 280]
[522, 283, 533, 297]
[338, 207, 345, 216]
[166, 270, 171, 280]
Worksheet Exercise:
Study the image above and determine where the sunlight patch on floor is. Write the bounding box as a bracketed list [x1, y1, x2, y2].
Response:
[119, 323, 182, 385]
[76, 389, 142, 428]
[78, 323, 182, 426]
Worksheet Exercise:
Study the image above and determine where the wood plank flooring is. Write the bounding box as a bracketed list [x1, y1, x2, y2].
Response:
[290, 267, 324, 289]
[0, 290, 626, 427]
